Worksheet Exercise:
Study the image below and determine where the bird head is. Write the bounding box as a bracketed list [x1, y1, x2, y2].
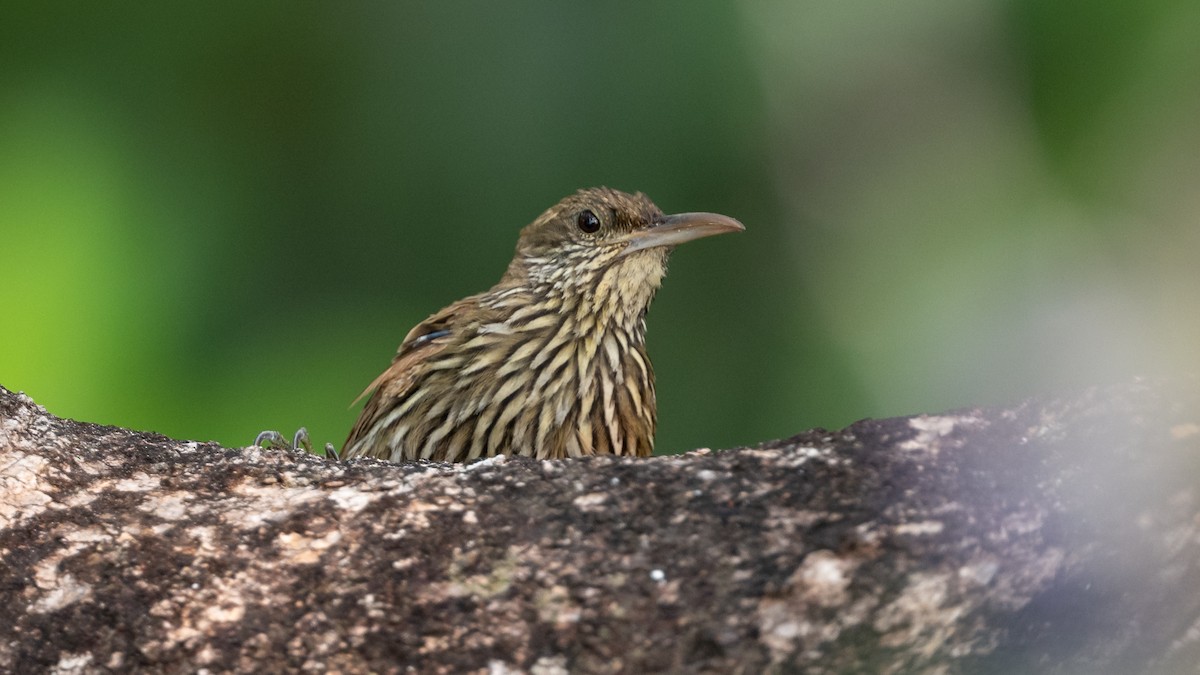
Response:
[506, 187, 743, 320]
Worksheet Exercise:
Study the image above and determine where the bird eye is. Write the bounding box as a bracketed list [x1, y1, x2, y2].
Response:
[576, 209, 601, 233]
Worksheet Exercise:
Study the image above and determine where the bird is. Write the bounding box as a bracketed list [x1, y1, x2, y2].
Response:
[335, 187, 742, 462]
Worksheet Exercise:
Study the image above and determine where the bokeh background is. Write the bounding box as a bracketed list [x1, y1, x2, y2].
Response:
[2, 2, 1197, 455]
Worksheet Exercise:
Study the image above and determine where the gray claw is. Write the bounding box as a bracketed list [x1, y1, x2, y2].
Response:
[256, 427, 339, 460]
[255, 430, 288, 448]
[293, 427, 313, 453]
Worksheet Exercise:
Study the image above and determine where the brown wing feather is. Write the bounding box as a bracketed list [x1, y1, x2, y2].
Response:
[341, 297, 480, 457]
[342, 338, 449, 453]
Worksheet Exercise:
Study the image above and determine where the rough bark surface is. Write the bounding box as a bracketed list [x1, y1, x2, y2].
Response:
[1, 380, 1199, 674]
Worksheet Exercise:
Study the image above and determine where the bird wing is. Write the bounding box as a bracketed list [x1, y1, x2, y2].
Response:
[342, 298, 477, 455]
[351, 308, 458, 406]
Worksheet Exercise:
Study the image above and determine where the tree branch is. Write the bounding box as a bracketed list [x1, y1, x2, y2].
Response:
[2, 380, 1198, 673]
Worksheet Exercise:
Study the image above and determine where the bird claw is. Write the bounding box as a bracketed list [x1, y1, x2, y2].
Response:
[254, 429, 289, 449]
[254, 427, 340, 460]
[293, 427, 314, 453]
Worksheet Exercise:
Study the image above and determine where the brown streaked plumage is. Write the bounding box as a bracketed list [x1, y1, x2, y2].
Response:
[341, 187, 743, 462]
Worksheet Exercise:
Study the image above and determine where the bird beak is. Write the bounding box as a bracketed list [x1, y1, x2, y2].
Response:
[619, 212, 745, 256]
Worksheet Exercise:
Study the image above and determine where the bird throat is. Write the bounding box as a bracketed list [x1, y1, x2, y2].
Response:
[453, 251, 664, 460]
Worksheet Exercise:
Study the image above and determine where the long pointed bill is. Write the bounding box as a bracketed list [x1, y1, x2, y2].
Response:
[619, 212, 745, 257]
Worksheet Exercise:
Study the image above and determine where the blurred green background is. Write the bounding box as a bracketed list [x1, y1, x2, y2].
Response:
[2, 2, 1197, 454]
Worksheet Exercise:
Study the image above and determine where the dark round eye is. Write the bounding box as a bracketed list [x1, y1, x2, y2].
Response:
[576, 209, 601, 233]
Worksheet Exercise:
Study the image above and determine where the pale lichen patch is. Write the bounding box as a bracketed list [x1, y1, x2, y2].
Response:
[571, 492, 608, 511]
[991, 509, 1047, 543]
[31, 540, 94, 612]
[988, 547, 1065, 611]
[535, 585, 582, 628]
[111, 472, 159, 492]
[439, 546, 527, 602]
[33, 573, 93, 613]
[462, 454, 508, 471]
[327, 485, 376, 512]
[756, 550, 865, 662]
[185, 525, 219, 555]
[0, 454, 53, 528]
[901, 415, 985, 455]
[221, 483, 329, 527]
[895, 520, 945, 536]
[140, 492, 191, 521]
[203, 601, 246, 624]
[794, 550, 856, 608]
[958, 557, 1000, 587]
[63, 526, 112, 545]
[276, 530, 342, 565]
[739, 444, 830, 468]
[49, 652, 92, 675]
[530, 654, 570, 675]
[875, 572, 960, 655]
